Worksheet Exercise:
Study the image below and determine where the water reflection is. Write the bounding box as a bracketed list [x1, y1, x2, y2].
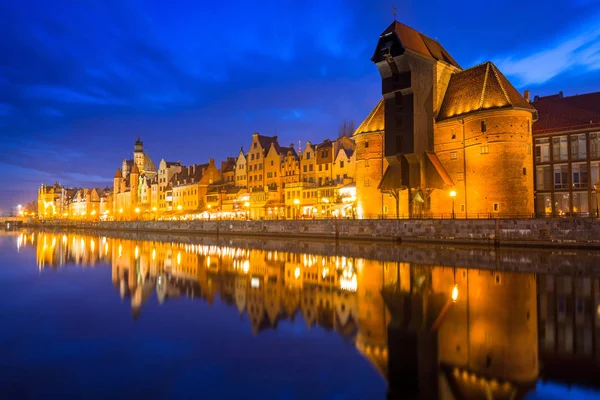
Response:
[15, 231, 600, 399]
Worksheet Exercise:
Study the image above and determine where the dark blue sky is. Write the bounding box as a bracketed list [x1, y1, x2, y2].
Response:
[1, 0, 600, 212]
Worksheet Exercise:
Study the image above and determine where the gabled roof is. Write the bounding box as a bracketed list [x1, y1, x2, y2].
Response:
[437, 62, 536, 121]
[280, 146, 298, 158]
[114, 168, 122, 178]
[532, 91, 600, 134]
[374, 21, 460, 68]
[256, 134, 279, 153]
[131, 163, 140, 174]
[354, 99, 385, 136]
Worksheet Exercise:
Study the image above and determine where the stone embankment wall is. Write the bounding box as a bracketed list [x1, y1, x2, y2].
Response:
[26, 218, 600, 248]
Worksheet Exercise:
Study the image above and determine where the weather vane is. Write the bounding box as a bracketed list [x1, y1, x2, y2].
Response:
[392, 4, 397, 20]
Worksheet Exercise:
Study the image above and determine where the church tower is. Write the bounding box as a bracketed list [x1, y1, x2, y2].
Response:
[134, 136, 144, 173]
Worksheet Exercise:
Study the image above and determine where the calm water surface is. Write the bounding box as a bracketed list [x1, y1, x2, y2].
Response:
[1, 230, 599, 400]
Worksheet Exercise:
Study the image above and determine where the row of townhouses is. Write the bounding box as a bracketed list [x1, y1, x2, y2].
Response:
[38, 19, 600, 220]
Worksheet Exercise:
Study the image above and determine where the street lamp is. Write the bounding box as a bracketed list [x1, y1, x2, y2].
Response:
[593, 183, 600, 217]
[449, 190, 457, 219]
[293, 198, 300, 220]
[135, 207, 140, 220]
[244, 201, 250, 220]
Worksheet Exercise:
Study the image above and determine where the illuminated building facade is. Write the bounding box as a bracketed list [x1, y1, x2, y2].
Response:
[355, 20, 537, 218]
[532, 91, 600, 216]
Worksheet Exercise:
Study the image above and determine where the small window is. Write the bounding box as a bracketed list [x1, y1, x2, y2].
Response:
[319, 165, 322, 172]
[365, 159, 370, 167]
[457, 172, 464, 181]
[270, 160, 274, 166]
[523, 167, 527, 176]
[253, 143, 257, 149]
[481, 121, 487, 132]
[480, 145, 489, 154]
[494, 273, 502, 285]
[450, 152, 457, 160]
[493, 203, 499, 212]
[383, 205, 388, 213]
[451, 128, 456, 140]
[340, 161, 345, 168]
[365, 141, 369, 148]
[325, 164, 329, 171]
[460, 204, 465, 212]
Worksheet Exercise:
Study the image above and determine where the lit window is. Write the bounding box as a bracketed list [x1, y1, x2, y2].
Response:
[480, 145, 489, 154]
[450, 152, 457, 160]
[457, 172, 464, 181]
[493, 203, 499, 212]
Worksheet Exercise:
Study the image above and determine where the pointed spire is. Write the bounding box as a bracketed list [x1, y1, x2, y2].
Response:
[114, 168, 123, 178]
[131, 163, 139, 174]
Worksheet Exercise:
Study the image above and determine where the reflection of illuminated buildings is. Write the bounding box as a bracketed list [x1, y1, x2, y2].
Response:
[20, 232, 600, 398]
[538, 274, 600, 387]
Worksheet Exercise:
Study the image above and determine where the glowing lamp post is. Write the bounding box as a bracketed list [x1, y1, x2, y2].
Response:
[244, 201, 250, 220]
[594, 182, 600, 217]
[293, 199, 300, 220]
[135, 207, 140, 220]
[449, 190, 457, 219]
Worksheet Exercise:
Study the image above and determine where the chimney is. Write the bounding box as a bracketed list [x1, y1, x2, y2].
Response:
[188, 165, 192, 175]
[559, 91, 564, 99]
[193, 164, 196, 174]
[524, 90, 530, 103]
[209, 158, 215, 166]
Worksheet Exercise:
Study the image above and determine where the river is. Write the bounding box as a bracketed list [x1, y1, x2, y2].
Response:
[1, 229, 599, 399]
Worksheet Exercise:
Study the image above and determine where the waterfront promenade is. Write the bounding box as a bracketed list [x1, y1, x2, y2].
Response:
[25, 218, 600, 249]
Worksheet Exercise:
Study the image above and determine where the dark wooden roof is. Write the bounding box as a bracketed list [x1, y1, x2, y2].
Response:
[375, 21, 460, 68]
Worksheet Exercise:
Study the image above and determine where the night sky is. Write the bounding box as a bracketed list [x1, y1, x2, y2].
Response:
[1, 0, 600, 213]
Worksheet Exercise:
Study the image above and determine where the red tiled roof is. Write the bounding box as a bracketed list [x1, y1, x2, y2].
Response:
[532, 91, 600, 134]
[377, 21, 461, 68]
[437, 62, 535, 121]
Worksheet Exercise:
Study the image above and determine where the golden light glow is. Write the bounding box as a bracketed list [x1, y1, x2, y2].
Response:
[152, 207, 157, 212]
[294, 267, 301, 279]
[450, 190, 457, 198]
[242, 260, 250, 274]
[135, 208, 140, 213]
[244, 201, 250, 208]
[152, 248, 156, 260]
[177, 252, 181, 265]
[177, 205, 182, 211]
[119, 208, 123, 213]
[293, 198, 300, 205]
[91, 210, 96, 216]
[135, 246, 139, 259]
[452, 284, 459, 302]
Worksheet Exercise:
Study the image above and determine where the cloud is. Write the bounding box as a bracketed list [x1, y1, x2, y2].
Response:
[24, 85, 128, 106]
[40, 107, 64, 117]
[494, 14, 600, 86]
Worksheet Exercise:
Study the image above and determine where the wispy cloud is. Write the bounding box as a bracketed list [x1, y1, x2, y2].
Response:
[495, 15, 600, 86]
[24, 85, 127, 106]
